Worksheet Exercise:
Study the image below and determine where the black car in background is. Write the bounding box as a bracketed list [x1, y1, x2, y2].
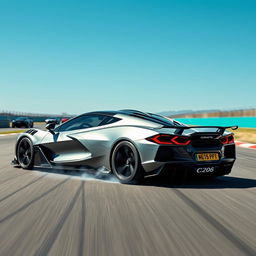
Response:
[12, 117, 34, 128]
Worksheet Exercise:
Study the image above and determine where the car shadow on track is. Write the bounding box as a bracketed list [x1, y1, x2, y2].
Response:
[142, 175, 256, 189]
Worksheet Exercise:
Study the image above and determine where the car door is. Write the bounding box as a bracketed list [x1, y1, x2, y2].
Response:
[39, 114, 107, 165]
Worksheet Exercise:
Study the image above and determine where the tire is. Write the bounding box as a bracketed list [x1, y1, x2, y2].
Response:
[17, 137, 34, 170]
[111, 141, 144, 184]
[12, 124, 15, 128]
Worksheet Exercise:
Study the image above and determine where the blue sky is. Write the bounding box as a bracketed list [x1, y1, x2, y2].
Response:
[0, 0, 255, 114]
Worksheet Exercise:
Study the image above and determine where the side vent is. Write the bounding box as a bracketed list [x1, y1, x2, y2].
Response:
[224, 145, 236, 158]
[26, 129, 38, 136]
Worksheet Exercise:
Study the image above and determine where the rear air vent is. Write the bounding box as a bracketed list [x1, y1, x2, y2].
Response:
[26, 129, 38, 136]
[155, 146, 190, 161]
[155, 147, 176, 161]
[224, 145, 235, 158]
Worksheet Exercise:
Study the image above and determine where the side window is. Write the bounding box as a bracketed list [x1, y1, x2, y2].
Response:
[99, 116, 121, 126]
[57, 115, 106, 132]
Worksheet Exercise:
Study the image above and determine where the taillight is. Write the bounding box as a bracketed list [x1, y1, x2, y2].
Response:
[146, 134, 191, 145]
[220, 135, 234, 144]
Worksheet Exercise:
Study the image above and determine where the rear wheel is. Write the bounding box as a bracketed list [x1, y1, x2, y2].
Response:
[111, 141, 144, 184]
[17, 137, 34, 169]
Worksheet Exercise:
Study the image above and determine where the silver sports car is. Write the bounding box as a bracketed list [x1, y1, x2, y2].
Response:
[12, 110, 238, 184]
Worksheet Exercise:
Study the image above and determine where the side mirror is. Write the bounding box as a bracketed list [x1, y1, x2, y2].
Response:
[46, 122, 56, 133]
[45, 118, 57, 124]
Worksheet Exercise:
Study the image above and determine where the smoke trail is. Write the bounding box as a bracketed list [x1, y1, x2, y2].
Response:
[34, 166, 120, 183]
[78, 166, 120, 183]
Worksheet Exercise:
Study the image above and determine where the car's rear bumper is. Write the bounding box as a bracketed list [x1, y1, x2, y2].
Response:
[141, 143, 236, 174]
[142, 159, 235, 178]
[160, 160, 234, 177]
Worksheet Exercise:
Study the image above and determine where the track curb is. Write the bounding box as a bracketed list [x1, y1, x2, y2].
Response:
[235, 141, 256, 149]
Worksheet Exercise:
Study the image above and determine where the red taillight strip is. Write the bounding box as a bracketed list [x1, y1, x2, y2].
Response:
[146, 134, 191, 145]
[220, 135, 234, 144]
[171, 136, 191, 145]
[148, 134, 174, 145]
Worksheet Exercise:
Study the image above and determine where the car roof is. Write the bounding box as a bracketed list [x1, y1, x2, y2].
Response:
[83, 109, 150, 116]
[81, 109, 177, 127]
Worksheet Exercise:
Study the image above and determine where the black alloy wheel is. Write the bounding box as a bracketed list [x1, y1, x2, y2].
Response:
[17, 137, 34, 169]
[111, 141, 144, 184]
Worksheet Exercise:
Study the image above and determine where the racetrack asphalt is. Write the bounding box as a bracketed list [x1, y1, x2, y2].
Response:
[0, 123, 45, 133]
[0, 135, 255, 256]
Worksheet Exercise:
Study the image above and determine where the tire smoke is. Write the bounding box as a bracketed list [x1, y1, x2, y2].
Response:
[34, 166, 120, 183]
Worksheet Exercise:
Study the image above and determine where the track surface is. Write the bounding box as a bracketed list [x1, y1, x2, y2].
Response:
[0, 135, 255, 256]
[0, 123, 45, 132]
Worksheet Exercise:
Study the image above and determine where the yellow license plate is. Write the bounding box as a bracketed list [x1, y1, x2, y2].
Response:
[196, 153, 219, 161]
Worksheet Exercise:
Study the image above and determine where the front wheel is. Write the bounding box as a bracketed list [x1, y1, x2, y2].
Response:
[17, 137, 34, 169]
[111, 141, 144, 184]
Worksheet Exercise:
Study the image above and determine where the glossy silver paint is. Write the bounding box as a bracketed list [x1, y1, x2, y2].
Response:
[14, 112, 237, 177]
[15, 114, 172, 173]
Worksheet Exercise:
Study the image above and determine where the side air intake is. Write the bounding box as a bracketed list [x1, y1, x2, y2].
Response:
[26, 129, 38, 136]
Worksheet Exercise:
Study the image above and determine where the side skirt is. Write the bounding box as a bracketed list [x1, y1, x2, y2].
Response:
[34, 146, 52, 168]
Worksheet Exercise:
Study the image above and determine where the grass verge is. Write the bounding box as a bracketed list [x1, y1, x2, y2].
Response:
[0, 130, 26, 135]
[34, 122, 45, 125]
[229, 127, 256, 144]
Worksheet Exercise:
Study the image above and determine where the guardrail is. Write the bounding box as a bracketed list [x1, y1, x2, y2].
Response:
[0, 120, 10, 128]
[0, 115, 72, 122]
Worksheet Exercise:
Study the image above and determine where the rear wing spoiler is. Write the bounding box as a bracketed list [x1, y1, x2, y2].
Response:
[162, 125, 238, 135]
